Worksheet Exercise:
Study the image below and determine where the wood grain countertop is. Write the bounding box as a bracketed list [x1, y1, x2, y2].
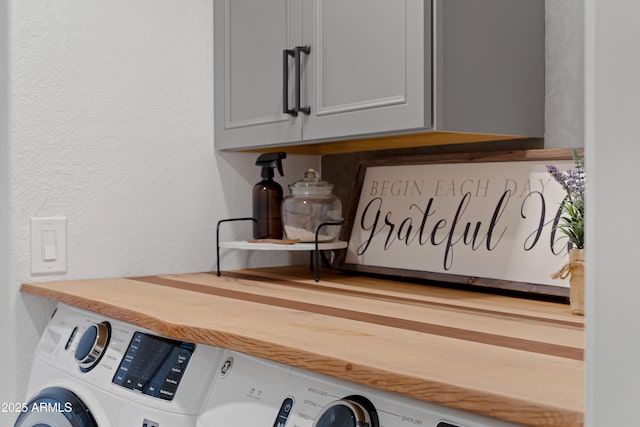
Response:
[21, 266, 583, 427]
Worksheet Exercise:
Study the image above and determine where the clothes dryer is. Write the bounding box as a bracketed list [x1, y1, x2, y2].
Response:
[198, 350, 524, 427]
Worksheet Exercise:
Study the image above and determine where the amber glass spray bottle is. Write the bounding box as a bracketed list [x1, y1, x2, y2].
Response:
[252, 152, 287, 239]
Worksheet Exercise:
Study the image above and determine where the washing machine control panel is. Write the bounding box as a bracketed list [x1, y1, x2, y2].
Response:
[112, 331, 194, 401]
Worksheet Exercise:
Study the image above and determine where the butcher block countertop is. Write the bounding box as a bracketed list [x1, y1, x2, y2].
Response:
[21, 266, 583, 427]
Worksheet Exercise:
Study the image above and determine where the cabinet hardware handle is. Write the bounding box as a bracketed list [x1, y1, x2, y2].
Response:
[283, 49, 297, 116]
[295, 45, 311, 115]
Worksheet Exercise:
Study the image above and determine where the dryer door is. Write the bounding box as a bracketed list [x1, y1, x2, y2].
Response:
[14, 387, 98, 427]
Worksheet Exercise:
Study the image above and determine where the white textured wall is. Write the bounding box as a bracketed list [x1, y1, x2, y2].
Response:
[3, 0, 317, 406]
[1, 0, 11, 411]
[545, 0, 584, 148]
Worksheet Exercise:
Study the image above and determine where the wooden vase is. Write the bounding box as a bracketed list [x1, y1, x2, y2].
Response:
[568, 248, 585, 315]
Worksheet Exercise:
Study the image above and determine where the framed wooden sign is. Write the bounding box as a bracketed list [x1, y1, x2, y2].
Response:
[337, 149, 581, 297]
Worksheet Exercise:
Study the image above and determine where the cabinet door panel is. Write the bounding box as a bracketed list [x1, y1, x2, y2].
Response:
[302, 0, 429, 142]
[214, 0, 302, 149]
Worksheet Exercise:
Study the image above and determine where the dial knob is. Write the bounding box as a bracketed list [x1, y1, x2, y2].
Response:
[313, 395, 378, 427]
[74, 321, 111, 372]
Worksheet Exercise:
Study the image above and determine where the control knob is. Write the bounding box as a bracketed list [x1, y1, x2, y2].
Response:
[74, 321, 111, 372]
[313, 395, 379, 427]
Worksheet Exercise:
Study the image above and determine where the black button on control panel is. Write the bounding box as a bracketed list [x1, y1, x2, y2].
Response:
[64, 326, 78, 350]
[112, 331, 194, 401]
[273, 397, 294, 427]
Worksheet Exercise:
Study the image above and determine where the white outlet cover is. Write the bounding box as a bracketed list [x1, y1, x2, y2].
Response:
[30, 217, 67, 275]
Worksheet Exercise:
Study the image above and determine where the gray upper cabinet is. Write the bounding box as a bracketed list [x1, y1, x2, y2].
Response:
[214, 1, 303, 147]
[214, 0, 544, 151]
[300, 0, 428, 143]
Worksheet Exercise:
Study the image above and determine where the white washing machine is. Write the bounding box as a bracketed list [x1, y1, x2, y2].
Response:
[15, 304, 223, 427]
[198, 351, 524, 427]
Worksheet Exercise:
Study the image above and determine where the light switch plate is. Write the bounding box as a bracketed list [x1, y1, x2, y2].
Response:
[30, 217, 67, 275]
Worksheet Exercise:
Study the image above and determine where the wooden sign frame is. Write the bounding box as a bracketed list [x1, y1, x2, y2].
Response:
[336, 148, 582, 297]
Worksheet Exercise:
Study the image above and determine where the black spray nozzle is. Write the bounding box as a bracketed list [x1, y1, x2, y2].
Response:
[256, 152, 287, 179]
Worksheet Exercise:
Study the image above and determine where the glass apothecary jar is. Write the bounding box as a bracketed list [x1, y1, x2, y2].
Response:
[282, 169, 342, 242]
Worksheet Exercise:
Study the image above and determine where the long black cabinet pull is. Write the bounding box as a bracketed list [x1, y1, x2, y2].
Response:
[283, 49, 297, 116]
[295, 45, 311, 115]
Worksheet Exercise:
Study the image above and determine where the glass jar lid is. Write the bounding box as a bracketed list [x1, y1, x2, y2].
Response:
[289, 169, 334, 195]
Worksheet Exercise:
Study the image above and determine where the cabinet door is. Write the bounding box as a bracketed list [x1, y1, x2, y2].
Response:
[301, 0, 429, 142]
[214, 0, 303, 150]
